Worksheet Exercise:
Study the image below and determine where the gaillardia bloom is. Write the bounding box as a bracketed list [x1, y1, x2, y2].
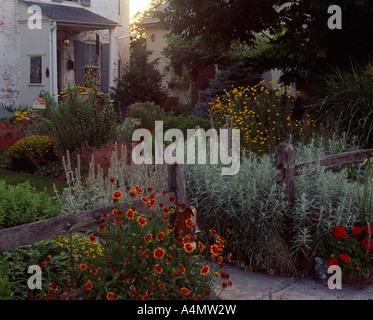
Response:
[184, 243, 194, 253]
[126, 209, 134, 219]
[153, 248, 165, 260]
[137, 217, 147, 226]
[200, 266, 210, 275]
[154, 264, 162, 274]
[113, 190, 122, 200]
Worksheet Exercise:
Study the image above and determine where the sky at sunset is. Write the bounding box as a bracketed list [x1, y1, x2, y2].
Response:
[130, 0, 153, 19]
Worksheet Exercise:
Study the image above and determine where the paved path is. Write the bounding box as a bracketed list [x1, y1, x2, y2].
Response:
[214, 263, 373, 300]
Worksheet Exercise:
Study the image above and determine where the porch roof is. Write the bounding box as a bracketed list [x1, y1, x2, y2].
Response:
[19, 0, 119, 29]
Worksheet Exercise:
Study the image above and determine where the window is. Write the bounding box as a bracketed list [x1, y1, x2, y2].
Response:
[29, 55, 42, 85]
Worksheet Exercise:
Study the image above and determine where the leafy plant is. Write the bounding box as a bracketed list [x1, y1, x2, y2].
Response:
[0, 180, 61, 230]
[126, 102, 168, 127]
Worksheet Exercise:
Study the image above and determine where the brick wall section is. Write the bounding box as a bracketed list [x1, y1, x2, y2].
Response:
[0, 0, 21, 106]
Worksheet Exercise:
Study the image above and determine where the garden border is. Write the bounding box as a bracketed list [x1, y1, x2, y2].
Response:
[0, 163, 186, 252]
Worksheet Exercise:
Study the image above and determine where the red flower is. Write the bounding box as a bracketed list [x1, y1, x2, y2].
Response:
[200, 266, 210, 275]
[89, 234, 97, 242]
[167, 255, 173, 263]
[126, 209, 134, 219]
[205, 289, 211, 297]
[163, 207, 171, 215]
[158, 202, 164, 209]
[157, 232, 165, 241]
[150, 192, 156, 199]
[85, 282, 93, 290]
[144, 234, 152, 242]
[129, 191, 136, 198]
[178, 264, 186, 274]
[340, 253, 350, 263]
[80, 264, 87, 270]
[327, 258, 339, 268]
[147, 186, 153, 193]
[112, 209, 123, 216]
[113, 190, 122, 200]
[221, 282, 228, 289]
[352, 226, 362, 235]
[101, 212, 109, 219]
[221, 271, 230, 279]
[198, 242, 204, 252]
[141, 197, 149, 203]
[169, 195, 176, 203]
[184, 243, 194, 253]
[137, 217, 147, 226]
[112, 268, 118, 274]
[125, 185, 131, 191]
[181, 287, 190, 295]
[115, 217, 123, 224]
[154, 264, 163, 274]
[162, 190, 167, 196]
[210, 244, 221, 256]
[185, 218, 195, 229]
[332, 226, 345, 239]
[210, 229, 217, 237]
[109, 177, 115, 183]
[153, 248, 165, 260]
[362, 239, 373, 252]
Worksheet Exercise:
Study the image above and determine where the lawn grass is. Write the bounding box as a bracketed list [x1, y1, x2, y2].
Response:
[0, 167, 67, 197]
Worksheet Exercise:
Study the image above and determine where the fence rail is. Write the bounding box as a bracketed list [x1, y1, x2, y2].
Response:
[275, 143, 373, 207]
[0, 164, 186, 252]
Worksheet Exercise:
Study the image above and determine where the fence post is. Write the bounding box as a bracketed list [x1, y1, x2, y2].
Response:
[167, 163, 186, 205]
[275, 143, 295, 207]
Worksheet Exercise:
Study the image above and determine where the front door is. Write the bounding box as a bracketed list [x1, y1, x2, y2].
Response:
[74, 41, 99, 88]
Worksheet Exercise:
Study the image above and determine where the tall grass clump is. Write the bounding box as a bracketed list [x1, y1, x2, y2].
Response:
[307, 60, 373, 149]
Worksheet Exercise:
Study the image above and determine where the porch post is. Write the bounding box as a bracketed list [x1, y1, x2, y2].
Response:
[52, 24, 58, 101]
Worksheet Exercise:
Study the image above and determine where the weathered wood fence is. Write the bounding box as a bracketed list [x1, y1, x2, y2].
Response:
[275, 143, 373, 207]
[0, 163, 186, 252]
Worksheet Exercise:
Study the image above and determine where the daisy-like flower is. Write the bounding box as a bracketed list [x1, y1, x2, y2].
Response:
[80, 264, 87, 271]
[180, 287, 190, 295]
[154, 264, 162, 274]
[184, 243, 194, 253]
[141, 197, 149, 203]
[185, 218, 195, 229]
[200, 266, 210, 275]
[147, 186, 153, 193]
[153, 248, 165, 260]
[89, 234, 97, 243]
[109, 177, 115, 183]
[125, 185, 131, 191]
[101, 212, 109, 219]
[113, 190, 122, 200]
[144, 234, 152, 242]
[85, 282, 93, 290]
[126, 209, 134, 219]
[169, 195, 176, 203]
[112, 209, 123, 216]
[163, 207, 170, 215]
[157, 232, 165, 241]
[129, 191, 136, 198]
[198, 242, 204, 252]
[137, 217, 147, 226]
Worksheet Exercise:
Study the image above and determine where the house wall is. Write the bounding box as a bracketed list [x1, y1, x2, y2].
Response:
[0, 0, 21, 106]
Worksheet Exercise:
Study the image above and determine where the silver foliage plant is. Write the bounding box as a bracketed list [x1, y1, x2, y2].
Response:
[184, 134, 365, 275]
[54, 142, 168, 215]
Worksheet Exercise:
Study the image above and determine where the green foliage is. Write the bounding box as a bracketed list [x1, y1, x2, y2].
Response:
[126, 102, 168, 127]
[163, 115, 212, 137]
[307, 61, 373, 148]
[111, 39, 168, 118]
[5, 135, 57, 172]
[0, 180, 61, 230]
[50, 82, 117, 153]
[116, 118, 142, 143]
[184, 136, 365, 276]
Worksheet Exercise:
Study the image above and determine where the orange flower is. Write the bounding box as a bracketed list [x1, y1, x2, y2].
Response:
[141, 197, 149, 203]
[125, 185, 131, 191]
[178, 264, 185, 274]
[153, 248, 165, 260]
[101, 212, 109, 219]
[106, 292, 118, 300]
[144, 234, 152, 242]
[109, 177, 115, 183]
[200, 266, 210, 275]
[80, 264, 87, 270]
[157, 232, 165, 241]
[85, 282, 93, 290]
[163, 207, 170, 215]
[185, 218, 195, 229]
[210, 244, 221, 256]
[184, 243, 194, 253]
[147, 186, 153, 193]
[162, 190, 167, 196]
[198, 242, 204, 252]
[126, 209, 134, 219]
[228, 253, 232, 263]
[169, 195, 176, 203]
[89, 234, 97, 243]
[154, 264, 162, 274]
[129, 191, 136, 198]
[115, 217, 122, 224]
[137, 217, 147, 226]
[113, 190, 122, 200]
[112, 209, 123, 216]
[150, 192, 156, 199]
[180, 287, 190, 295]
[146, 201, 153, 208]
[158, 202, 164, 209]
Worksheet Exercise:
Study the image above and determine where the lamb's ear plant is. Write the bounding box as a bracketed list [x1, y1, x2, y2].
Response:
[54, 142, 168, 215]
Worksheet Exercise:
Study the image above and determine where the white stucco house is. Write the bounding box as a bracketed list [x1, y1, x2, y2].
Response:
[0, 0, 130, 107]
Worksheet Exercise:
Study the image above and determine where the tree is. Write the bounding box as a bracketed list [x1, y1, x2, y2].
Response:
[161, 0, 373, 75]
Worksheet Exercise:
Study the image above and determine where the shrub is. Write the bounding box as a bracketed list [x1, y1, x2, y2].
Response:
[184, 136, 364, 276]
[117, 118, 142, 143]
[0, 180, 61, 229]
[6, 135, 57, 172]
[126, 102, 168, 127]
[209, 81, 317, 155]
[163, 115, 212, 137]
[49, 81, 117, 153]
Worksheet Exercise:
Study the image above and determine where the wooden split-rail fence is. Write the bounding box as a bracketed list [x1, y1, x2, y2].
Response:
[1, 144, 373, 252]
[0, 164, 187, 252]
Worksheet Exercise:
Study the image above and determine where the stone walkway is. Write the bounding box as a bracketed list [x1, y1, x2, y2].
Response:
[214, 263, 373, 300]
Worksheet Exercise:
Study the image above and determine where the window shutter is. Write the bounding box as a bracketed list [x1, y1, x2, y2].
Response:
[81, 0, 91, 7]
